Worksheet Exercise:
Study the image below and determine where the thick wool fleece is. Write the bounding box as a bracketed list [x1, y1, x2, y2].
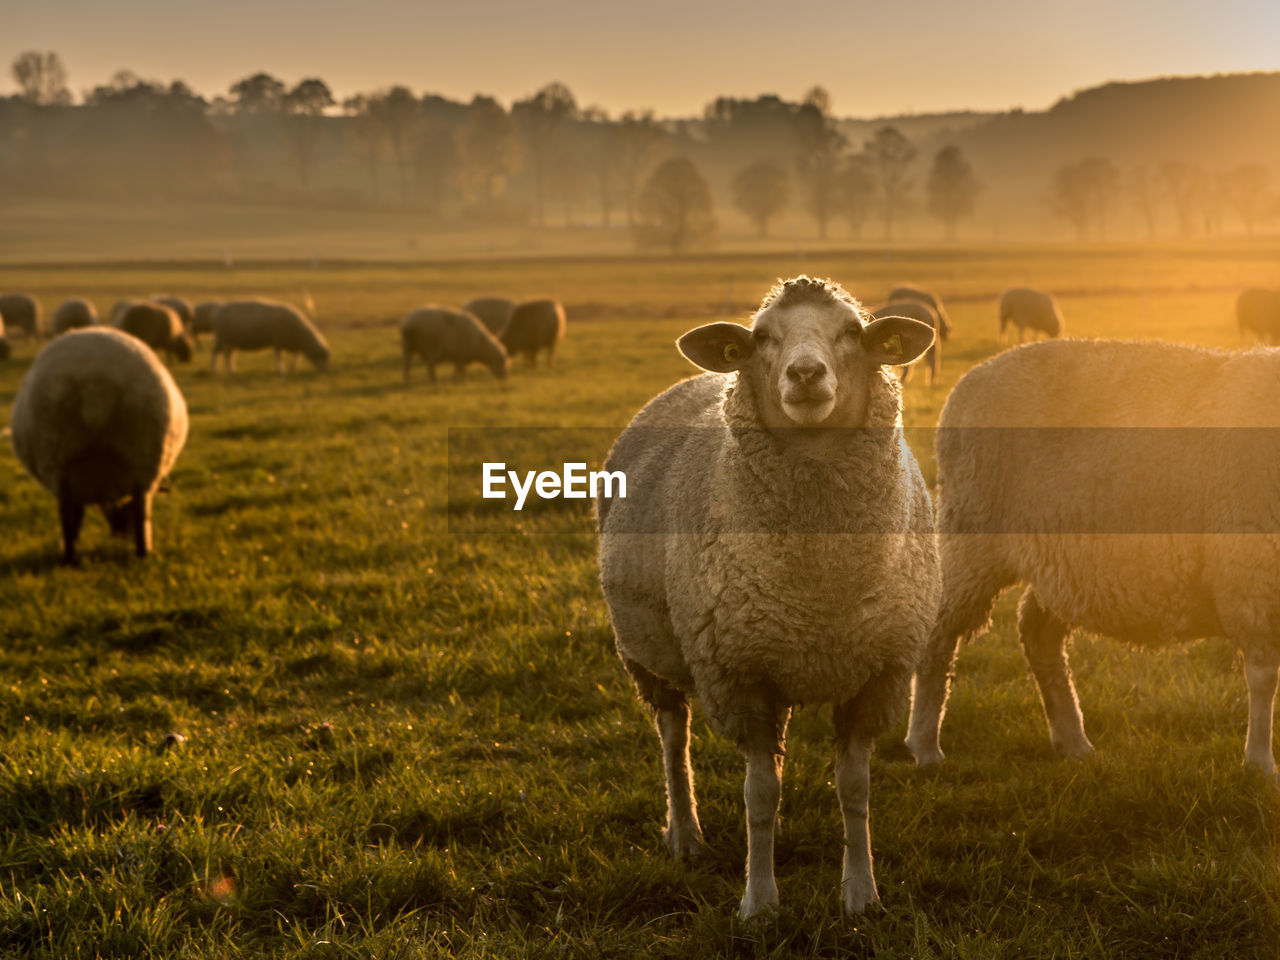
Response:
[212, 300, 329, 368]
[402, 307, 508, 377]
[598, 365, 940, 746]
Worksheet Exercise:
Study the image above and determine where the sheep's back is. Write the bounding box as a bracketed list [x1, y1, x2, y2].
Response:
[462, 297, 516, 335]
[503, 299, 565, 352]
[0, 294, 40, 336]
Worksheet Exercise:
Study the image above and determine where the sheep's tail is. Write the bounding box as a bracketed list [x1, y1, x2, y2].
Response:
[76, 377, 120, 431]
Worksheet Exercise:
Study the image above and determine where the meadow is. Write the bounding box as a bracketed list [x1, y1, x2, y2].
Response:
[0, 243, 1277, 958]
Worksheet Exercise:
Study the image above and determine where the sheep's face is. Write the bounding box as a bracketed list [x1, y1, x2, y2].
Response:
[678, 304, 935, 429]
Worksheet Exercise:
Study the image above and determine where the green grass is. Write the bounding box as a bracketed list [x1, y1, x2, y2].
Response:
[0, 243, 1277, 957]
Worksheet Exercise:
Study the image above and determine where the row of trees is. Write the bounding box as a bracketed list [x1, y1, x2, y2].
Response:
[1051, 157, 1274, 239]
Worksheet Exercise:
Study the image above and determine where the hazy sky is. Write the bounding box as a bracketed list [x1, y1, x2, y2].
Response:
[4, 0, 1278, 117]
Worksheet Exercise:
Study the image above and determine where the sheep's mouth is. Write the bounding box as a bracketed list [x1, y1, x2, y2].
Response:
[781, 392, 836, 425]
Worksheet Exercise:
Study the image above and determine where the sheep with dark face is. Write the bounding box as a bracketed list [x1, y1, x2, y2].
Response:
[998, 287, 1062, 342]
[461, 297, 516, 336]
[118, 301, 194, 364]
[401, 307, 509, 384]
[0, 293, 41, 338]
[501, 299, 565, 367]
[888, 284, 951, 340]
[598, 276, 939, 919]
[211, 299, 330, 373]
[51, 299, 99, 336]
[1236, 288, 1280, 345]
[872, 298, 942, 385]
[10, 328, 188, 564]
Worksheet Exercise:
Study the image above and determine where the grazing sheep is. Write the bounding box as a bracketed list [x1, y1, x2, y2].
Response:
[872, 298, 941, 385]
[0, 313, 9, 360]
[888, 283, 951, 340]
[192, 300, 223, 336]
[154, 296, 195, 333]
[1236, 288, 1280, 345]
[461, 296, 516, 336]
[401, 307, 509, 385]
[501, 299, 565, 367]
[51, 299, 99, 336]
[118, 301, 194, 364]
[109, 300, 137, 326]
[906, 337, 1280, 776]
[0, 293, 41, 338]
[598, 277, 940, 918]
[10, 328, 188, 564]
[210, 299, 330, 373]
[998, 287, 1062, 342]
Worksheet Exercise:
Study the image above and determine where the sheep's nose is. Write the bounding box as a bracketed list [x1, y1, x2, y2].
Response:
[786, 357, 827, 383]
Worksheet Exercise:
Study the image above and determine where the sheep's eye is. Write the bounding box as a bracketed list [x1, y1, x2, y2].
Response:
[752, 329, 771, 344]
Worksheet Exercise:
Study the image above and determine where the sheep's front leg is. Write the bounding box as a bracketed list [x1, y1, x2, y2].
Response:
[738, 692, 789, 920]
[274, 348, 283, 374]
[131, 486, 152, 558]
[1243, 644, 1279, 775]
[657, 700, 705, 858]
[833, 722, 877, 914]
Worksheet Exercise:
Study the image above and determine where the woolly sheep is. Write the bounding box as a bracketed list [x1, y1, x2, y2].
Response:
[0, 313, 9, 361]
[118, 301, 194, 364]
[51, 299, 99, 336]
[153, 296, 194, 333]
[998, 287, 1062, 342]
[401, 307, 509, 385]
[888, 283, 951, 340]
[1236, 288, 1280, 345]
[192, 300, 223, 336]
[598, 276, 940, 918]
[906, 337, 1280, 775]
[10, 328, 188, 564]
[0, 293, 41, 338]
[461, 296, 516, 336]
[872, 298, 941, 386]
[109, 300, 137, 326]
[501, 299, 565, 367]
[210, 299, 330, 373]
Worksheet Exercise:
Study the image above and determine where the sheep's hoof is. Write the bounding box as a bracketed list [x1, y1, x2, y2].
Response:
[905, 738, 944, 766]
[1052, 737, 1096, 760]
[738, 885, 779, 922]
[664, 826, 706, 861]
[841, 882, 882, 916]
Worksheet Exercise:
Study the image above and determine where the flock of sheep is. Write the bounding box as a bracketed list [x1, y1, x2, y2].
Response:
[0, 291, 567, 563]
[4, 273, 1280, 923]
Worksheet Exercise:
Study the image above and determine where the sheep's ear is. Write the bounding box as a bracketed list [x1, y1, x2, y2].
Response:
[677, 322, 755, 372]
[861, 316, 935, 366]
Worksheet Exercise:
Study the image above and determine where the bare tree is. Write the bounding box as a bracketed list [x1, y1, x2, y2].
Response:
[1129, 165, 1159, 238]
[229, 72, 286, 114]
[579, 106, 622, 227]
[793, 101, 847, 239]
[11, 51, 71, 106]
[1051, 157, 1120, 239]
[1159, 161, 1211, 236]
[839, 153, 875, 239]
[1218, 163, 1272, 234]
[926, 145, 981, 240]
[731, 160, 789, 237]
[343, 94, 386, 201]
[283, 78, 334, 189]
[512, 82, 578, 226]
[634, 156, 716, 254]
[865, 126, 917, 242]
[456, 95, 518, 207]
[368, 87, 420, 200]
[616, 111, 666, 227]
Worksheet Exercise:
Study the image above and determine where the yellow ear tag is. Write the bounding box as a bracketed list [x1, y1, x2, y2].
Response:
[723, 343, 740, 363]
[881, 333, 902, 356]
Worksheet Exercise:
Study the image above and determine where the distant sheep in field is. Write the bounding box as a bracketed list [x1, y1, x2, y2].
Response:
[461, 296, 516, 336]
[1236, 288, 1280, 345]
[501, 299, 565, 367]
[109, 300, 137, 326]
[401, 307, 509, 385]
[998, 287, 1062, 342]
[871, 298, 941, 386]
[906, 337, 1280, 777]
[0, 313, 9, 360]
[153, 296, 195, 334]
[118, 301, 194, 364]
[51, 299, 99, 336]
[10, 328, 188, 564]
[599, 276, 939, 918]
[0, 293, 41, 338]
[211, 299, 330, 373]
[192, 300, 223, 337]
[888, 284, 951, 340]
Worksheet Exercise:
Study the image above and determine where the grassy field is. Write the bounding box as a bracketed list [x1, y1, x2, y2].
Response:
[0, 244, 1278, 958]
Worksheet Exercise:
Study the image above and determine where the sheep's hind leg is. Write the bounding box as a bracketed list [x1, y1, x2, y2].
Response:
[622, 658, 705, 858]
[738, 686, 790, 920]
[1019, 587, 1093, 758]
[57, 488, 84, 566]
[1242, 644, 1279, 775]
[131, 486, 152, 558]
